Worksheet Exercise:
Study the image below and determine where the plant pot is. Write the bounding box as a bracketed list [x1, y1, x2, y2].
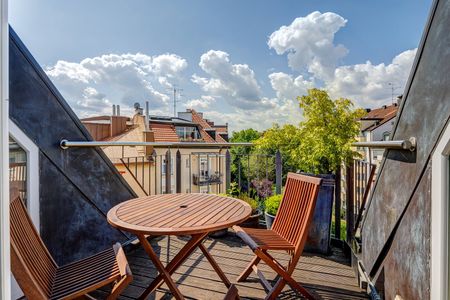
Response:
[239, 211, 262, 228]
[209, 228, 228, 238]
[265, 212, 276, 229]
[300, 172, 335, 255]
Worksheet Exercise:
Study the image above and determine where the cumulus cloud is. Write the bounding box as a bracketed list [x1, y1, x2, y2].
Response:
[192, 50, 262, 109]
[327, 49, 416, 107]
[268, 11, 417, 108]
[268, 11, 348, 80]
[184, 95, 216, 109]
[46, 53, 188, 116]
[269, 72, 315, 101]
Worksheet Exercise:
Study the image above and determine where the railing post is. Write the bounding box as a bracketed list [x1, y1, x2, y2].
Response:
[275, 150, 282, 194]
[165, 150, 171, 194]
[334, 165, 341, 240]
[346, 161, 355, 244]
[176, 150, 181, 193]
[225, 149, 231, 192]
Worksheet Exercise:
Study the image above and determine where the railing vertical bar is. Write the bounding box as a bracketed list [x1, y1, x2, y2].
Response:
[247, 154, 250, 196]
[142, 156, 145, 194]
[346, 161, 355, 244]
[334, 165, 341, 240]
[189, 154, 192, 193]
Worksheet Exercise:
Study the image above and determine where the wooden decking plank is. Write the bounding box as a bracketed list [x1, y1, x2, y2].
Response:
[115, 235, 368, 299]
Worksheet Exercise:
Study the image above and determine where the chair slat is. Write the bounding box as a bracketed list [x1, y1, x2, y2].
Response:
[9, 196, 132, 300]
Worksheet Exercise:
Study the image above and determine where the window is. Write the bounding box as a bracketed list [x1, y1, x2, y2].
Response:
[431, 120, 450, 299]
[9, 136, 27, 204]
[382, 131, 391, 141]
[175, 126, 200, 140]
[162, 158, 173, 175]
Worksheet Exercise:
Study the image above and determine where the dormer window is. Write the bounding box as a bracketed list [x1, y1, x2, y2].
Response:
[176, 126, 201, 141]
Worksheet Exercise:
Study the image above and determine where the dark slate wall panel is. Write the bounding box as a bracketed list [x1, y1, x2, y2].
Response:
[383, 164, 431, 300]
[9, 29, 136, 263]
[39, 153, 127, 265]
[362, 0, 450, 273]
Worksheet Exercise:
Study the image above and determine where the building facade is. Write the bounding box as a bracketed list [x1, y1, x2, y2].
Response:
[81, 108, 230, 197]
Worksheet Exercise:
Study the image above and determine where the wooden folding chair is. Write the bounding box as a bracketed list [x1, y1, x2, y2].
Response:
[233, 173, 322, 300]
[10, 196, 133, 300]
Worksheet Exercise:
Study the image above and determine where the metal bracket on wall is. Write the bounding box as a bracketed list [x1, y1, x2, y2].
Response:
[352, 137, 416, 152]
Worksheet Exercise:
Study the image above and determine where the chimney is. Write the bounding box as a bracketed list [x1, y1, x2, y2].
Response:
[396, 95, 403, 107]
[112, 104, 116, 116]
[145, 101, 150, 131]
[117, 105, 121, 116]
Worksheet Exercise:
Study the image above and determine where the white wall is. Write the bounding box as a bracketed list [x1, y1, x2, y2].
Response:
[0, 0, 10, 298]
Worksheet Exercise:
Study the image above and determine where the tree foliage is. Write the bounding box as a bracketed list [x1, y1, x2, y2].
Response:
[254, 124, 302, 177]
[297, 89, 365, 174]
[229, 128, 262, 187]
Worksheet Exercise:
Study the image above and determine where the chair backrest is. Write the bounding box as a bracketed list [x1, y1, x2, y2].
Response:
[10, 196, 57, 299]
[271, 172, 322, 251]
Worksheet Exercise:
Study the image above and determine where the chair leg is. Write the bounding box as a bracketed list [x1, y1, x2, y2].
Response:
[255, 250, 315, 300]
[237, 255, 261, 282]
[108, 275, 133, 300]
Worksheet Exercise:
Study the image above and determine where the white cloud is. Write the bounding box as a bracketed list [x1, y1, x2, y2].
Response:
[268, 12, 417, 108]
[192, 50, 262, 109]
[326, 49, 416, 107]
[46, 52, 188, 116]
[184, 95, 216, 109]
[268, 11, 348, 80]
[269, 72, 315, 101]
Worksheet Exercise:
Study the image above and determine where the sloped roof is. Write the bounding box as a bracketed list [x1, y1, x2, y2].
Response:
[189, 109, 228, 143]
[360, 104, 399, 132]
[149, 122, 180, 142]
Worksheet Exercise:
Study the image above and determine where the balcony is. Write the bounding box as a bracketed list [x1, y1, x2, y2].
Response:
[92, 233, 368, 299]
[193, 173, 222, 186]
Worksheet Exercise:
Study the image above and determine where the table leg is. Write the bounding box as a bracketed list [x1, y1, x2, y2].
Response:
[198, 243, 231, 288]
[138, 233, 207, 300]
[137, 235, 185, 300]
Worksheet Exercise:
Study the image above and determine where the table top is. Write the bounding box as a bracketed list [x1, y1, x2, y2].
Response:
[107, 193, 252, 235]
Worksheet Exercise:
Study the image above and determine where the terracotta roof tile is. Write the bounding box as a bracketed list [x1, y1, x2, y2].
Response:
[150, 123, 180, 142]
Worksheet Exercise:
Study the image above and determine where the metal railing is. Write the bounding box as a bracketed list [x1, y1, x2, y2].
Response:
[352, 137, 416, 151]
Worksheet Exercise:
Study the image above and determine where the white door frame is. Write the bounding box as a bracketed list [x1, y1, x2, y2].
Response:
[0, 0, 10, 298]
[9, 120, 40, 229]
[431, 120, 450, 299]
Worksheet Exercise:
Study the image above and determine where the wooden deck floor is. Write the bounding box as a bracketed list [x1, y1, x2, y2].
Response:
[99, 232, 368, 299]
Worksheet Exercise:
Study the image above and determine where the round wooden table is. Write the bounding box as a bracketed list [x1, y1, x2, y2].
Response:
[108, 193, 252, 300]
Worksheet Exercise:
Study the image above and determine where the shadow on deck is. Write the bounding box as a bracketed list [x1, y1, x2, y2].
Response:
[99, 232, 368, 299]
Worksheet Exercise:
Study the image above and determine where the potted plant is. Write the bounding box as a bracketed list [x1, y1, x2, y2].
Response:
[264, 194, 282, 229]
[295, 89, 365, 254]
[237, 194, 261, 228]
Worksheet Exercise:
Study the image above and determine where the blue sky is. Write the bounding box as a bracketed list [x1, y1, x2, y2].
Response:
[10, 0, 432, 131]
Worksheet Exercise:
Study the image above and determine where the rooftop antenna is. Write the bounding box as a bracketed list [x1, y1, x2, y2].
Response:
[167, 84, 183, 117]
[387, 83, 400, 105]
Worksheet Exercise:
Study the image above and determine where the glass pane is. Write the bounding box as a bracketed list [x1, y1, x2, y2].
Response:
[9, 136, 27, 205]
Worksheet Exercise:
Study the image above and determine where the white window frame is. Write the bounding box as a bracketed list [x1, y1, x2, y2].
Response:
[0, 0, 9, 297]
[9, 120, 40, 228]
[431, 120, 450, 300]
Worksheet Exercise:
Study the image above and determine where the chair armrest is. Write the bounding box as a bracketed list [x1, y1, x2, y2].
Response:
[112, 243, 133, 278]
[232, 226, 259, 251]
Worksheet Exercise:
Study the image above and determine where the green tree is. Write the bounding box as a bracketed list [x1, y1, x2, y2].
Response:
[296, 88, 365, 174]
[254, 124, 302, 179]
[229, 128, 261, 186]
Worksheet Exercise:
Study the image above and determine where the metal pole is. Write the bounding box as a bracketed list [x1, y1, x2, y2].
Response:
[60, 139, 253, 149]
[225, 150, 231, 192]
[334, 166, 341, 240]
[275, 150, 282, 195]
[165, 150, 171, 194]
[346, 162, 355, 244]
[176, 150, 181, 193]
[189, 154, 192, 193]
